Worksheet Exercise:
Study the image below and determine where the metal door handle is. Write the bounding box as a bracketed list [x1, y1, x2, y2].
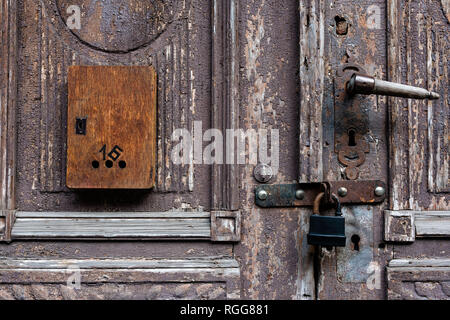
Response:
[346, 73, 440, 100]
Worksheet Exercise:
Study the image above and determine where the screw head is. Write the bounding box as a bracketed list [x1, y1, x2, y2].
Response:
[253, 164, 274, 183]
[257, 189, 268, 201]
[337, 187, 348, 197]
[295, 189, 305, 200]
[374, 186, 385, 197]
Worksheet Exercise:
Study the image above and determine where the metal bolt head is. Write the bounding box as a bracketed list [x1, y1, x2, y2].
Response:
[253, 164, 274, 183]
[374, 186, 385, 197]
[337, 187, 348, 197]
[295, 189, 305, 200]
[257, 189, 268, 201]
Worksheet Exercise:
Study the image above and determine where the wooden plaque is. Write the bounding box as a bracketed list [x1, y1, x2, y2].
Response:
[67, 66, 157, 189]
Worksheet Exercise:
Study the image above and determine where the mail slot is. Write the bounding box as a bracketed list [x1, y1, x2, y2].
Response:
[66, 66, 157, 189]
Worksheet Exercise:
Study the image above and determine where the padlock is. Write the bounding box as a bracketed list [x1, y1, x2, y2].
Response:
[307, 192, 346, 247]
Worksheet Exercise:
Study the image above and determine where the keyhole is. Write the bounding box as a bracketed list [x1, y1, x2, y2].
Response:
[351, 234, 360, 251]
[75, 118, 86, 135]
[348, 129, 357, 146]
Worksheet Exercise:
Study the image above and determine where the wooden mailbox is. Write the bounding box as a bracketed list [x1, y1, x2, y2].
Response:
[66, 66, 157, 189]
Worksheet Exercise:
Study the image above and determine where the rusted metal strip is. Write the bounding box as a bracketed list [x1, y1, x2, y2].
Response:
[255, 180, 386, 208]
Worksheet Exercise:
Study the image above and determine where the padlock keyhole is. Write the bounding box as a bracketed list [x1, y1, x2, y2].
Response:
[351, 234, 360, 251]
[348, 129, 357, 146]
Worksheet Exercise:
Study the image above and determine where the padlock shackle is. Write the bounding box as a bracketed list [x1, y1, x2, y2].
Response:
[313, 192, 325, 215]
[331, 193, 342, 216]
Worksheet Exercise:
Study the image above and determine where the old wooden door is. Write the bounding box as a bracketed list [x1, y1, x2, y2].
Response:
[292, 0, 450, 300]
[0, 0, 242, 299]
[0, 0, 449, 300]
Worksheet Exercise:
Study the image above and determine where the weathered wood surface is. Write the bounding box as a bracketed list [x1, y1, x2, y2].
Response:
[415, 211, 450, 237]
[317, 0, 392, 300]
[17, 0, 212, 211]
[387, 1, 450, 294]
[0, 257, 239, 269]
[211, 0, 240, 211]
[56, 0, 175, 53]
[211, 210, 241, 242]
[389, 258, 450, 268]
[11, 211, 211, 240]
[67, 66, 157, 189]
[0, 0, 17, 211]
[0, 283, 228, 300]
[297, 0, 325, 300]
[388, 0, 449, 210]
[384, 210, 415, 242]
[235, 0, 305, 299]
[387, 258, 450, 300]
[0, 257, 241, 299]
[0, 0, 239, 300]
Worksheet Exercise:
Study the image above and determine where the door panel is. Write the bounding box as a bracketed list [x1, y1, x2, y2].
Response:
[17, 0, 209, 210]
[0, 0, 241, 300]
[235, 0, 302, 299]
[317, 0, 391, 300]
[386, 0, 449, 300]
[388, 0, 449, 210]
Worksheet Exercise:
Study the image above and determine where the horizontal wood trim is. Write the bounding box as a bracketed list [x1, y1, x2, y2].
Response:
[14, 211, 211, 219]
[0, 257, 241, 299]
[385, 210, 450, 242]
[0, 257, 239, 270]
[389, 259, 450, 268]
[415, 211, 450, 237]
[387, 258, 450, 299]
[11, 211, 211, 240]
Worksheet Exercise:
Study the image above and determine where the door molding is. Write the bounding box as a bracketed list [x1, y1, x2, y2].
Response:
[212, 0, 240, 211]
[0, 0, 17, 212]
[8, 210, 241, 242]
[296, 0, 326, 300]
[385, 210, 450, 242]
[387, 0, 449, 209]
[0, 256, 241, 299]
[387, 259, 450, 299]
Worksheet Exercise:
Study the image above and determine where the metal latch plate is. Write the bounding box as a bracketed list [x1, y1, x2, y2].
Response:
[255, 180, 386, 208]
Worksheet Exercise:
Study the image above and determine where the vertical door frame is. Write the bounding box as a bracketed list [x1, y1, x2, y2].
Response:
[297, 0, 325, 300]
[212, 0, 240, 211]
[0, 0, 18, 242]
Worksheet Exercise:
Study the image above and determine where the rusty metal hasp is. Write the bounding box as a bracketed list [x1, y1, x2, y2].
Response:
[254, 180, 386, 208]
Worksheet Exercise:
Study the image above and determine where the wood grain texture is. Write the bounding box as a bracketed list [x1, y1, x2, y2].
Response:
[317, 0, 391, 300]
[389, 258, 450, 268]
[67, 66, 156, 189]
[211, 210, 241, 242]
[11, 211, 210, 240]
[0, 283, 228, 300]
[387, 0, 449, 210]
[387, 1, 449, 286]
[56, 0, 175, 53]
[28, 0, 197, 196]
[387, 258, 450, 300]
[211, 0, 240, 211]
[297, 0, 325, 300]
[384, 210, 415, 242]
[0, 0, 17, 210]
[0, 257, 241, 300]
[415, 211, 450, 237]
[0, 210, 14, 242]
